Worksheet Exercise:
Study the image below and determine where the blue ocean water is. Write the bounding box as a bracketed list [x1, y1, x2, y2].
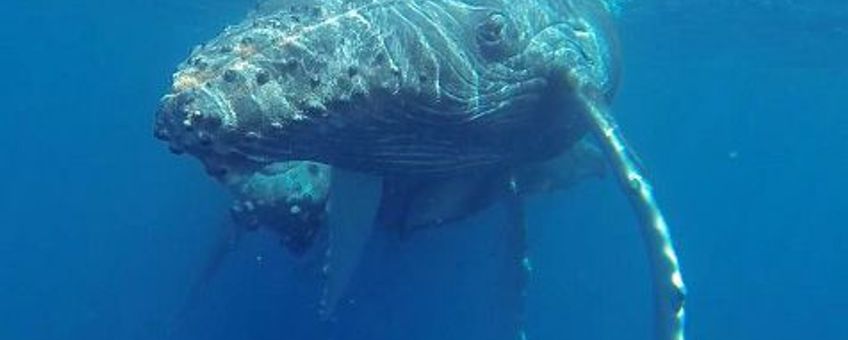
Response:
[0, 1, 845, 339]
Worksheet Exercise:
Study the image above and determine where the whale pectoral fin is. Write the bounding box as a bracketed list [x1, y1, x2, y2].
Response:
[321, 169, 383, 317]
[576, 92, 687, 340]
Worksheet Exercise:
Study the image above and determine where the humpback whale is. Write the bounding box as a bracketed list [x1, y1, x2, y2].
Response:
[155, 1, 686, 339]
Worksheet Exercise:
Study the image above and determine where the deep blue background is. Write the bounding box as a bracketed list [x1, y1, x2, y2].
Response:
[0, 1, 845, 339]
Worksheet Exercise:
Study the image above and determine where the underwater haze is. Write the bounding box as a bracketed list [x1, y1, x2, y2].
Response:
[0, 0, 846, 339]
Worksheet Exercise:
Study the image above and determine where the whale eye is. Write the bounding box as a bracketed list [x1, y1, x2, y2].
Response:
[476, 12, 516, 60]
